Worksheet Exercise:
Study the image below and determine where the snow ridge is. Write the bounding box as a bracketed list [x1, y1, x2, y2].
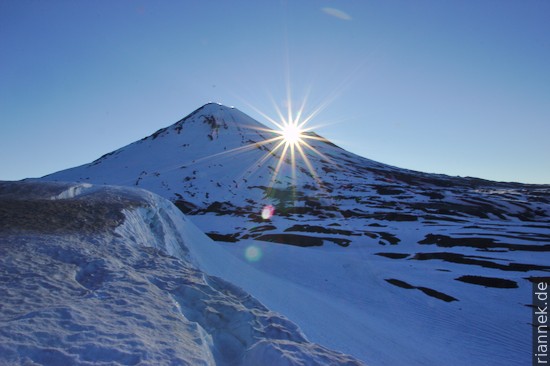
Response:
[0, 181, 363, 366]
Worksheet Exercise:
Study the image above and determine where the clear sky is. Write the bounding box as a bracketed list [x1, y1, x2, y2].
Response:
[1, 1, 549, 184]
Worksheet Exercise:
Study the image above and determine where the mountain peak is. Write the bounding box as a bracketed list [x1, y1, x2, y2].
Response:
[195, 102, 236, 114]
[175, 102, 268, 132]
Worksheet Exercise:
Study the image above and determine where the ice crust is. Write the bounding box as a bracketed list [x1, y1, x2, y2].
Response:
[0, 181, 363, 366]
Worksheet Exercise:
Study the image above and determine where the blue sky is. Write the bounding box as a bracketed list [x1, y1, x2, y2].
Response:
[1, 1, 549, 184]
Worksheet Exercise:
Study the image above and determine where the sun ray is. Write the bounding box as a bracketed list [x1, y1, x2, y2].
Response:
[295, 142, 326, 189]
[244, 138, 287, 175]
[270, 142, 290, 187]
[268, 94, 288, 130]
[294, 89, 312, 130]
[236, 137, 287, 183]
[297, 138, 335, 165]
[236, 136, 289, 187]
[186, 135, 282, 166]
[290, 142, 297, 183]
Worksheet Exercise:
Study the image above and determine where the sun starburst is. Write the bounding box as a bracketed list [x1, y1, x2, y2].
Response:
[279, 123, 303, 146]
[236, 95, 338, 196]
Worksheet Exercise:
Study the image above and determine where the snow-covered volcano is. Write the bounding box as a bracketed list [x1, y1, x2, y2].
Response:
[44, 102, 550, 242]
[45, 102, 351, 221]
[41, 103, 550, 365]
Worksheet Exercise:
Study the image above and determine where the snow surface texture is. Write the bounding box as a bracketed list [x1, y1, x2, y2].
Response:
[0, 181, 363, 366]
[42, 103, 550, 365]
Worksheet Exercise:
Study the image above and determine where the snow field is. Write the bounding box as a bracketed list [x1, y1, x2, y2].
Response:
[0, 181, 364, 365]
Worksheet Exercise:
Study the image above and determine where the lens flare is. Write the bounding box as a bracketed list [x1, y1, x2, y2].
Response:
[244, 245, 262, 262]
[261, 204, 275, 220]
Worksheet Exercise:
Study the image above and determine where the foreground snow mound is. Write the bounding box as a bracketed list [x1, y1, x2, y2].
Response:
[0, 181, 363, 366]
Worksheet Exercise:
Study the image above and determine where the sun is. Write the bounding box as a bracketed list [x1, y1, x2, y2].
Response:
[280, 123, 303, 145]
[233, 99, 335, 190]
[210, 91, 338, 197]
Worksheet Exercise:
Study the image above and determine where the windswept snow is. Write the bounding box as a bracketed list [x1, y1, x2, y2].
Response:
[51, 182, 93, 200]
[0, 181, 363, 366]
[179, 233, 537, 365]
[36, 103, 550, 365]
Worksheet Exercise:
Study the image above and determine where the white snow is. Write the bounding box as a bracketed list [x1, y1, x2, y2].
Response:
[180, 233, 534, 365]
[50, 182, 93, 200]
[0, 181, 363, 365]
[35, 103, 550, 365]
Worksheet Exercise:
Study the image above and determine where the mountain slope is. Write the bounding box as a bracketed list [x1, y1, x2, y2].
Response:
[44, 103, 550, 240]
[0, 180, 363, 366]
[41, 103, 550, 365]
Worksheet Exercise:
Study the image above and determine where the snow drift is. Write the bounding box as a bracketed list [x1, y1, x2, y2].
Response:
[0, 180, 363, 366]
